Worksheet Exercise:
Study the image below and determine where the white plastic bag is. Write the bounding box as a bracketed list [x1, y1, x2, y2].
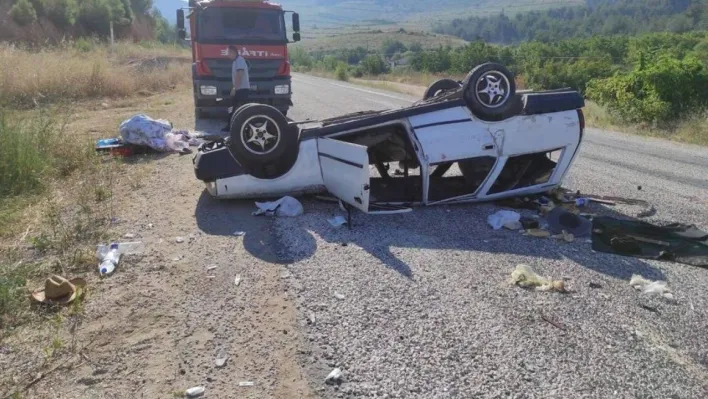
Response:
[253, 196, 304, 217]
[487, 210, 521, 230]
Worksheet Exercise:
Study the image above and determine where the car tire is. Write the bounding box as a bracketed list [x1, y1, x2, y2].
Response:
[423, 78, 461, 99]
[462, 63, 517, 121]
[228, 104, 298, 167]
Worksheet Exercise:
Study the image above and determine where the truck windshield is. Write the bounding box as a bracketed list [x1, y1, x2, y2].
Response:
[197, 8, 286, 43]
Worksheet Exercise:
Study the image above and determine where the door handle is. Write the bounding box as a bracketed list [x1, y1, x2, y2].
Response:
[483, 144, 494, 150]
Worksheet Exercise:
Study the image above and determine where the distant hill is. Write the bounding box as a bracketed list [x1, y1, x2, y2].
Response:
[434, 0, 708, 43]
[152, 0, 583, 29]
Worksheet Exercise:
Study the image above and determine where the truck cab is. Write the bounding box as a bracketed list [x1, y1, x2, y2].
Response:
[177, 0, 301, 119]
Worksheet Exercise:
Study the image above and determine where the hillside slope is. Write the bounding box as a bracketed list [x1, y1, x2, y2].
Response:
[152, 0, 582, 28]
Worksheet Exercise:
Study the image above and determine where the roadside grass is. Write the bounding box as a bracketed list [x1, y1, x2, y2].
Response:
[0, 41, 190, 109]
[584, 101, 708, 146]
[0, 107, 116, 334]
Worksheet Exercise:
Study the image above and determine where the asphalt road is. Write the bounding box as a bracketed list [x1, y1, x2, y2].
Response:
[275, 73, 708, 398]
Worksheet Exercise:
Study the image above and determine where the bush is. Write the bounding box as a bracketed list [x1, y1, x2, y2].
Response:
[47, 0, 79, 27]
[335, 64, 348, 81]
[586, 56, 708, 123]
[10, 0, 38, 25]
[0, 110, 89, 198]
[361, 54, 388, 76]
[349, 66, 364, 78]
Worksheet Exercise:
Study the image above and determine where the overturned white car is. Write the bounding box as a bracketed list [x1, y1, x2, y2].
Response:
[193, 63, 586, 213]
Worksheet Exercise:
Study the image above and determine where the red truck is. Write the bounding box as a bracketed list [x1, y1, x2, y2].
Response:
[177, 0, 301, 119]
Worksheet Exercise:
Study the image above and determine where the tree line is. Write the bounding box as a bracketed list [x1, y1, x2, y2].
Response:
[291, 31, 708, 125]
[8, 0, 177, 43]
[433, 0, 708, 44]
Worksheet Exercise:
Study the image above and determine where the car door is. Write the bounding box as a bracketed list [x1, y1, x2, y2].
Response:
[408, 106, 499, 203]
[317, 138, 370, 213]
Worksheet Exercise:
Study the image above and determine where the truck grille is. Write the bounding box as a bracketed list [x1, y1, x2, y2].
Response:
[204, 59, 283, 81]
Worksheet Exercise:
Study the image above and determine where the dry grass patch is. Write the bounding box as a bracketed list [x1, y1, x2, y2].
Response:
[0, 42, 191, 109]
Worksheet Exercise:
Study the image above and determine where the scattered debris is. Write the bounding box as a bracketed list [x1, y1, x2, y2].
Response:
[520, 216, 540, 230]
[185, 386, 205, 397]
[234, 275, 242, 287]
[334, 292, 346, 300]
[540, 312, 567, 331]
[593, 217, 708, 267]
[510, 265, 566, 293]
[487, 210, 521, 230]
[238, 381, 255, 387]
[637, 205, 657, 218]
[253, 196, 304, 217]
[214, 355, 228, 368]
[280, 271, 292, 279]
[124, 233, 136, 239]
[207, 265, 218, 271]
[525, 229, 551, 238]
[574, 198, 590, 207]
[328, 216, 348, 228]
[147, 223, 154, 229]
[547, 207, 591, 237]
[640, 304, 660, 314]
[325, 368, 343, 385]
[551, 230, 575, 243]
[30, 275, 86, 305]
[589, 282, 603, 289]
[308, 311, 317, 325]
[173, 255, 184, 261]
[630, 275, 673, 299]
[233, 231, 246, 237]
[176, 237, 185, 243]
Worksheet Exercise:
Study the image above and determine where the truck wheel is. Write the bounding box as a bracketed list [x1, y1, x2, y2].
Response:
[228, 104, 298, 167]
[462, 63, 516, 121]
[423, 79, 461, 100]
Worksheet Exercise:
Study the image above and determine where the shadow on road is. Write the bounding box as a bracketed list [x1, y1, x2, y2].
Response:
[193, 189, 665, 282]
[194, 190, 317, 265]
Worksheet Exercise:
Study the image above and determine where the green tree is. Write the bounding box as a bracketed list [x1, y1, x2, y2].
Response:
[361, 54, 387, 75]
[47, 0, 79, 27]
[382, 39, 407, 58]
[11, 0, 38, 25]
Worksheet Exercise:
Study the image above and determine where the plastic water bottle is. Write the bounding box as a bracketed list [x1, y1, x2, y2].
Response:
[96, 242, 144, 276]
[99, 245, 120, 276]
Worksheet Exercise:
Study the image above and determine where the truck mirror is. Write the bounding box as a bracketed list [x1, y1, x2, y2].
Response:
[292, 13, 300, 32]
[178, 29, 187, 40]
[293, 32, 301, 42]
[177, 9, 184, 30]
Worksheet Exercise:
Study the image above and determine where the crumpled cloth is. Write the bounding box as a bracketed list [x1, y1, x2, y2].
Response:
[119, 114, 200, 152]
[252, 196, 304, 217]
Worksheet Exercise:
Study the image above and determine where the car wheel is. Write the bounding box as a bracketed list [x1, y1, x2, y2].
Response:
[462, 63, 516, 121]
[228, 104, 298, 167]
[423, 78, 461, 100]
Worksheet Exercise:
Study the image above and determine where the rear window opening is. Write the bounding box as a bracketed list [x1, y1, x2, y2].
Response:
[487, 149, 562, 195]
[336, 125, 423, 203]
